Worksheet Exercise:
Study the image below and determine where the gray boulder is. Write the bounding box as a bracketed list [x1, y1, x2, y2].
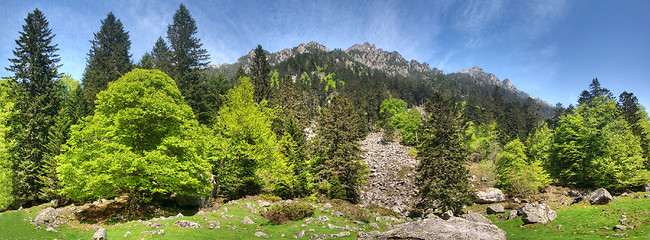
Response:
[521, 203, 557, 224]
[255, 231, 269, 238]
[508, 210, 518, 220]
[487, 204, 505, 214]
[33, 207, 59, 226]
[242, 216, 256, 225]
[92, 226, 107, 240]
[475, 188, 506, 204]
[460, 212, 492, 224]
[376, 217, 506, 240]
[173, 220, 202, 228]
[589, 188, 613, 205]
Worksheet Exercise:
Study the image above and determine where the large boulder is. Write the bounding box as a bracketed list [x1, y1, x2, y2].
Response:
[486, 204, 505, 214]
[92, 226, 107, 240]
[520, 203, 557, 224]
[376, 217, 506, 240]
[461, 212, 493, 224]
[588, 188, 613, 205]
[33, 207, 59, 226]
[474, 188, 506, 204]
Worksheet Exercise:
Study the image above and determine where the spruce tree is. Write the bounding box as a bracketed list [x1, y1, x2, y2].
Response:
[6, 9, 61, 206]
[251, 45, 270, 102]
[82, 12, 132, 108]
[416, 92, 473, 214]
[151, 37, 172, 74]
[135, 52, 154, 69]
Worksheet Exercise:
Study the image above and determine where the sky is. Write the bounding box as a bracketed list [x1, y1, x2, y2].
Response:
[0, 0, 649, 108]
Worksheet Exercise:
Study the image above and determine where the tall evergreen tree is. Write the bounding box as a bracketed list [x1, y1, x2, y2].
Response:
[151, 37, 172, 74]
[82, 12, 132, 108]
[135, 52, 154, 69]
[5, 9, 61, 206]
[251, 45, 270, 102]
[416, 92, 473, 214]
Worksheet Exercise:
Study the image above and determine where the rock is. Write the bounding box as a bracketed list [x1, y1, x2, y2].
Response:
[143, 221, 162, 228]
[520, 203, 557, 224]
[644, 183, 650, 192]
[568, 190, 581, 197]
[589, 188, 613, 205]
[255, 232, 269, 238]
[293, 230, 305, 238]
[621, 192, 628, 197]
[645, 194, 650, 198]
[222, 214, 233, 220]
[33, 207, 59, 226]
[45, 227, 57, 232]
[614, 225, 627, 231]
[508, 210, 518, 220]
[475, 188, 506, 204]
[242, 216, 256, 225]
[207, 221, 221, 228]
[514, 198, 521, 203]
[314, 216, 330, 224]
[142, 230, 165, 235]
[612, 233, 628, 237]
[173, 220, 202, 228]
[323, 203, 332, 208]
[258, 200, 271, 207]
[461, 212, 493, 224]
[92, 227, 107, 240]
[441, 210, 453, 220]
[308, 232, 350, 240]
[196, 210, 205, 216]
[124, 231, 131, 237]
[376, 217, 505, 240]
[369, 222, 380, 230]
[487, 204, 505, 214]
[357, 231, 380, 238]
[572, 196, 585, 204]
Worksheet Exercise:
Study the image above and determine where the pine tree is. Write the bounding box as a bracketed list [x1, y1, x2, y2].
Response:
[82, 12, 132, 108]
[251, 45, 270, 102]
[312, 95, 367, 203]
[151, 37, 172, 74]
[135, 52, 154, 69]
[416, 92, 473, 214]
[5, 9, 61, 206]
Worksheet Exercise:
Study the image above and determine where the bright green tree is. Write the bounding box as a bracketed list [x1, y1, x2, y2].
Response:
[0, 79, 16, 210]
[378, 98, 422, 145]
[6, 9, 62, 206]
[416, 93, 473, 214]
[211, 77, 293, 199]
[82, 12, 132, 108]
[496, 139, 550, 197]
[312, 95, 368, 203]
[57, 69, 211, 203]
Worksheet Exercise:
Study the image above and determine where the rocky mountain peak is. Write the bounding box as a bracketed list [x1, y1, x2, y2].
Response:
[345, 42, 440, 77]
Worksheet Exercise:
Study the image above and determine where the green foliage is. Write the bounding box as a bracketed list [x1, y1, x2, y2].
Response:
[151, 37, 172, 74]
[251, 45, 271, 102]
[496, 139, 550, 197]
[416, 93, 473, 214]
[57, 69, 211, 202]
[550, 96, 647, 190]
[312, 95, 368, 203]
[378, 98, 422, 145]
[211, 77, 294, 199]
[135, 52, 154, 69]
[83, 12, 132, 108]
[261, 201, 314, 224]
[0, 80, 15, 211]
[464, 121, 501, 162]
[6, 9, 62, 206]
[331, 199, 373, 222]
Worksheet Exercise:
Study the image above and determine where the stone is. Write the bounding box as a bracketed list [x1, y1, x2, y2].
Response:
[293, 230, 305, 238]
[508, 210, 518, 220]
[141, 230, 165, 235]
[487, 204, 505, 214]
[520, 203, 557, 224]
[369, 222, 380, 230]
[357, 231, 380, 238]
[143, 221, 162, 228]
[196, 210, 205, 216]
[612, 233, 628, 237]
[572, 196, 586, 204]
[307, 231, 350, 240]
[376, 217, 506, 240]
[92, 227, 107, 240]
[255, 232, 269, 238]
[589, 188, 613, 205]
[613, 225, 627, 231]
[124, 231, 131, 237]
[258, 200, 272, 207]
[314, 216, 330, 224]
[173, 220, 202, 228]
[323, 203, 332, 208]
[440, 210, 453, 220]
[242, 216, 256, 225]
[33, 207, 59, 226]
[621, 192, 628, 197]
[461, 212, 493, 224]
[474, 188, 506, 204]
[45, 227, 57, 232]
[514, 198, 521, 203]
[207, 221, 221, 228]
[645, 194, 650, 198]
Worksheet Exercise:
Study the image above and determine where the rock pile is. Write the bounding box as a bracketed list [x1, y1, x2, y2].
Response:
[359, 132, 419, 213]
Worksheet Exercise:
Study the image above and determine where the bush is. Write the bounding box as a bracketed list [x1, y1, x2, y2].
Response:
[331, 199, 372, 222]
[261, 201, 314, 224]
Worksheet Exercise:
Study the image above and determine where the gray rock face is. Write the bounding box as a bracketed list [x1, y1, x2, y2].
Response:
[475, 188, 506, 204]
[377, 217, 505, 240]
[521, 203, 557, 224]
[359, 132, 419, 214]
[487, 204, 505, 214]
[461, 212, 493, 224]
[92, 227, 107, 240]
[33, 207, 59, 226]
[173, 220, 202, 228]
[346, 42, 438, 77]
[589, 188, 613, 205]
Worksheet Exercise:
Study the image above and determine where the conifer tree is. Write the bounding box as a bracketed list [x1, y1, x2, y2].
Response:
[6, 9, 62, 206]
[136, 52, 154, 69]
[82, 12, 132, 108]
[151, 37, 172, 74]
[251, 45, 270, 102]
[416, 92, 473, 214]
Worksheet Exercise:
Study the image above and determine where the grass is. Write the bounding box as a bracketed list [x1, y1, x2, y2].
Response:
[0, 198, 397, 240]
[490, 193, 650, 239]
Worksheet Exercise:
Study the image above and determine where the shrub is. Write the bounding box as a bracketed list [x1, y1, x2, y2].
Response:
[331, 199, 372, 222]
[261, 201, 314, 224]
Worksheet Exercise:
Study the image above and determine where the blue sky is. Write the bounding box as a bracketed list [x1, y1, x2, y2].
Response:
[1, 0, 649, 108]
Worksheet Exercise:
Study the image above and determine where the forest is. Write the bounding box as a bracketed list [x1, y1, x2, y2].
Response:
[2, 4, 650, 231]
